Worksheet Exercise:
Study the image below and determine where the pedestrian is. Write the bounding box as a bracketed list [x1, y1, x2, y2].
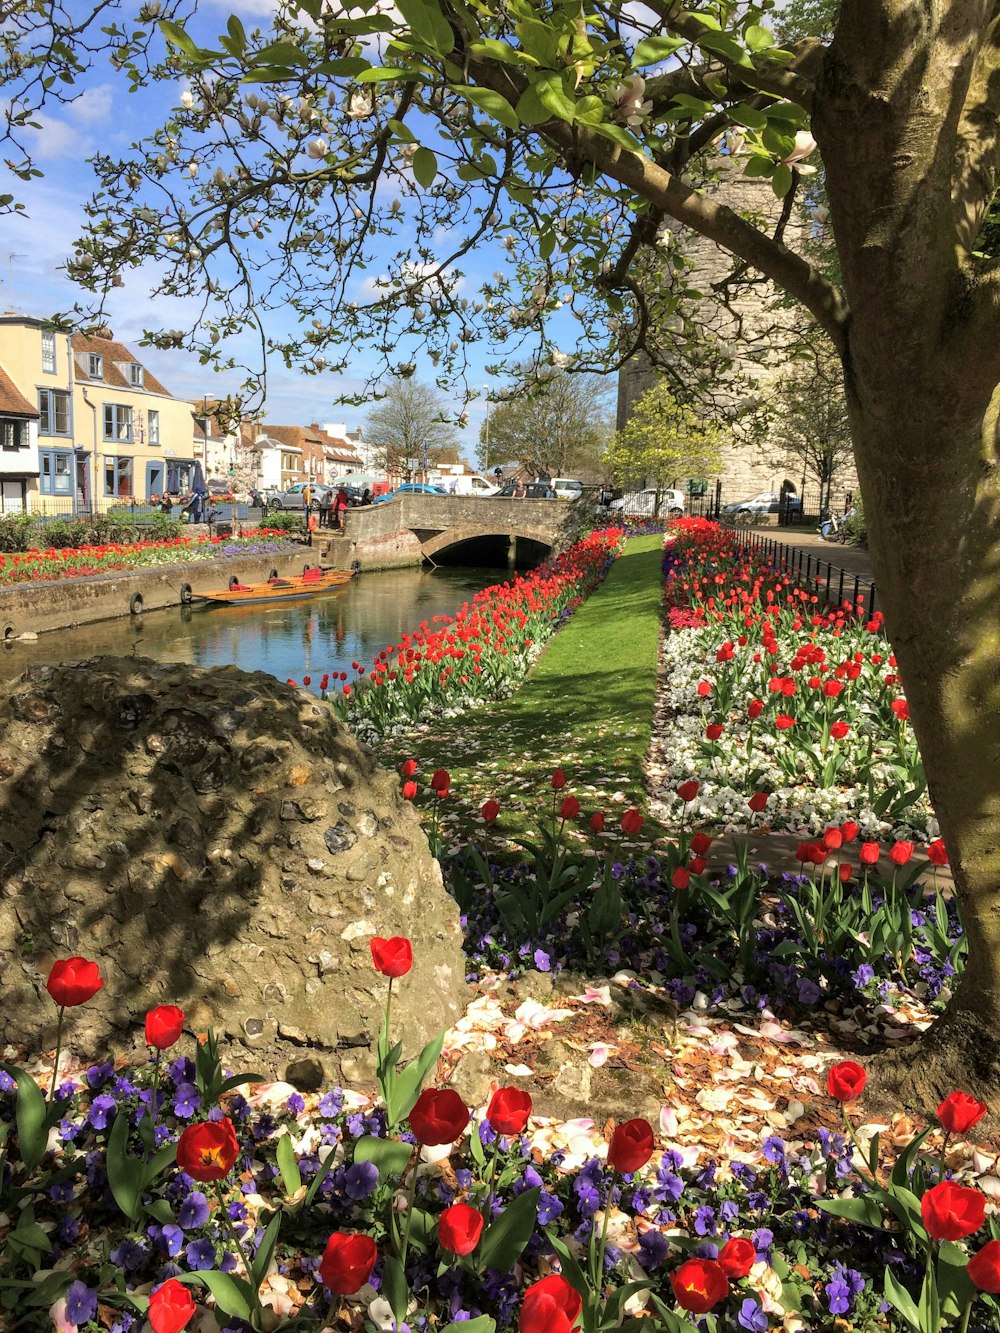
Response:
[320, 487, 335, 528]
[362, 486, 372, 506]
[189, 489, 205, 524]
[513, 478, 526, 499]
[334, 485, 349, 529]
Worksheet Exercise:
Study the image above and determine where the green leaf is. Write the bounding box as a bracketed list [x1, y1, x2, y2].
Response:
[354, 1134, 413, 1182]
[477, 1188, 540, 1271]
[771, 162, 793, 197]
[106, 1111, 142, 1220]
[147, 1139, 178, 1182]
[276, 1133, 302, 1197]
[304, 1146, 338, 1207]
[765, 100, 808, 122]
[883, 1271, 922, 1333]
[729, 105, 768, 131]
[698, 31, 754, 69]
[1, 1064, 48, 1172]
[389, 1029, 444, 1125]
[744, 24, 773, 52]
[633, 35, 686, 66]
[395, 0, 455, 55]
[440, 1319, 495, 1333]
[158, 19, 201, 57]
[182, 1272, 254, 1322]
[455, 85, 520, 131]
[412, 147, 438, 188]
[22, 1271, 74, 1309]
[252, 1211, 283, 1289]
[382, 1255, 409, 1324]
[816, 1196, 885, 1229]
[357, 66, 407, 83]
[144, 1198, 175, 1224]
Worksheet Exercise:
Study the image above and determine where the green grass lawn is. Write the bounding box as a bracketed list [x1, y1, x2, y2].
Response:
[377, 534, 665, 840]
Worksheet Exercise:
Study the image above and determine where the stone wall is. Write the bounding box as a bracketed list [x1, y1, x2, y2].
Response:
[0, 658, 469, 1089]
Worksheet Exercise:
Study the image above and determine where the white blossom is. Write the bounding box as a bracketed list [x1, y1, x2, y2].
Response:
[613, 75, 653, 127]
[306, 137, 328, 159]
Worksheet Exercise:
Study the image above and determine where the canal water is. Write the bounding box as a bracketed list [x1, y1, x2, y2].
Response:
[0, 566, 504, 686]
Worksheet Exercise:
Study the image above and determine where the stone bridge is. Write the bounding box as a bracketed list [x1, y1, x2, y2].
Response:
[321, 493, 579, 570]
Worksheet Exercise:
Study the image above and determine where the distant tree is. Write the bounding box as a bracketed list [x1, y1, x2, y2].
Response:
[772, 340, 853, 513]
[478, 370, 612, 479]
[364, 381, 457, 478]
[603, 383, 722, 514]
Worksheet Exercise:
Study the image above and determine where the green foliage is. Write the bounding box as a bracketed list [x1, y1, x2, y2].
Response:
[845, 496, 867, 546]
[606, 383, 723, 491]
[0, 513, 183, 552]
[478, 368, 613, 477]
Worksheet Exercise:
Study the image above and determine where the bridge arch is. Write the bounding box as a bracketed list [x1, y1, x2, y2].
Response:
[419, 524, 555, 562]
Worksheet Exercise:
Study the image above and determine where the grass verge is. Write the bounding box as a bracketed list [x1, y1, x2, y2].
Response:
[378, 534, 665, 840]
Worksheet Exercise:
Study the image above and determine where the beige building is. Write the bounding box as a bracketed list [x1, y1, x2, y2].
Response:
[0, 316, 197, 515]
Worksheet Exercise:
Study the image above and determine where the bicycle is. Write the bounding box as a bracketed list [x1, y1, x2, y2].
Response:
[818, 507, 854, 543]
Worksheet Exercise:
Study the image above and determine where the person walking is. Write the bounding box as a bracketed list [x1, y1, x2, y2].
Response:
[320, 487, 334, 528]
[334, 485, 350, 530]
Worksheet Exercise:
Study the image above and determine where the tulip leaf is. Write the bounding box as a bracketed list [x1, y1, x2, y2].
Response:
[1, 1063, 48, 1172]
[477, 1187, 540, 1272]
[182, 1271, 254, 1320]
[304, 1146, 337, 1207]
[252, 1210, 283, 1289]
[21, 1271, 74, 1309]
[215, 1073, 267, 1097]
[388, 1029, 445, 1125]
[816, 1196, 884, 1229]
[276, 1132, 301, 1197]
[382, 1254, 410, 1324]
[106, 1111, 142, 1220]
[354, 1134, 413, 1182]
[440, 1319, 495, 1333]
[545, 1229, 589, 1301]
[883, 1270, 921, 1332]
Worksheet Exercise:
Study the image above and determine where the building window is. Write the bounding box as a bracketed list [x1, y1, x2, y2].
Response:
[104, 455, 134, 498]
[103, 403, 134, 442]
[40, 448, 73, 494]
[88, 353, 104, 379]
[41, 330, 56, 374]
[130, 362, 144, 387]
[38, 389, 70, 436]
[0, 419, 26, 449]
[148, 409, 160, 446]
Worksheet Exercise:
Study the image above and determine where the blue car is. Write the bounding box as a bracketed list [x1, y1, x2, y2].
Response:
[372, 483, 450, 503]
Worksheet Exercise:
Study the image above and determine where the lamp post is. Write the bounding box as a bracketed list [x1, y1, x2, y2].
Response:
[483, 386, 491, 472]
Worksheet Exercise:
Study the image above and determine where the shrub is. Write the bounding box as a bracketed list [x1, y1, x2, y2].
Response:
[845, 497, 867, 546]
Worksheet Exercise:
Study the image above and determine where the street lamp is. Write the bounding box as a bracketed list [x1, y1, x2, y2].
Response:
[483, 386, 490, 472]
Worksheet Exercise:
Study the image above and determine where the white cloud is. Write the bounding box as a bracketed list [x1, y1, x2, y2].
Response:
[20, 112, 92, 161]
[73, 84, 114, 125]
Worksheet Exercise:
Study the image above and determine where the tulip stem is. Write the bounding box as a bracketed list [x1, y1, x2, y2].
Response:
[133, 1053, 161, 1224]
[399, 1156, 419, 1267]
[959, 1297, 973, 1333]
[215, 1183, 263, 1321]
[47, 1006, 65, 1104]
[591, 1171, 614, 1305]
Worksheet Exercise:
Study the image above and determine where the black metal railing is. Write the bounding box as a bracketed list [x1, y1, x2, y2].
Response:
[732, 525, 878, 617]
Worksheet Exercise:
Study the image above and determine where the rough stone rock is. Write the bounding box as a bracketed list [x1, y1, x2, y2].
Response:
[0, 657, 468, 1088]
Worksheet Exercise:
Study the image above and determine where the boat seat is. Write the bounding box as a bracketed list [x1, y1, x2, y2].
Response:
[302, 568, 323, 583]
[231, 583, 253, 592]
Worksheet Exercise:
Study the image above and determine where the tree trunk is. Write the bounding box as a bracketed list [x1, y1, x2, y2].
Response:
[846, 367, 1000, 1109]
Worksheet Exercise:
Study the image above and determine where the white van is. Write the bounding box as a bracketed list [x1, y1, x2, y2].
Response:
[551, 477, 583, 501]
[435, 473, 499, 497]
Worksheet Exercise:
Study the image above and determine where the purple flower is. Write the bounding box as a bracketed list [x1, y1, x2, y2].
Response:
[173, 1083, 201, 1118]
[186, 1238, 218, 1270]
[319, 1089, 343, 1117]
[344, 1160, 379, 1201]
[286, 1092, 306, 1115]
[88, 1093, 117, 1130]
[65, 1281, 98, 1326]
[796, 976, 821, 1005]
[637, 1229, 669, 1270]
[536, 1191, 563, 1225]
[738, 1298, 768, 1331]
[86, 1063, 114, 1089]
[110, 1238, 148, 1271]
[178, 1191, 210, 1230]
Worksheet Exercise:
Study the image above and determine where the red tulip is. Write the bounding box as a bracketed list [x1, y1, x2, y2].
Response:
[968, 1239, 1000, 1293]
[705, 723, 724, 741]
[840, 820, 859, 842]
[889, 840, 914, 866]
[747, 791, 768, 813]
[400, 759, 418, 777]
[671, 866, 690, 890]
[859, 842, 880, 865]
[481, 799, 501, 823]
[620, 808, 644, 835]
[606, 1118, 654, 1173]
[891, 698, 910, 720]
[145, 1005, 185, 1050]
[46, 957, 103, 1007]
[430, 768, 451, 792]
[747, 699, 764, 719]
[937, 1090, 988, 1136]
[688, 855, 707, 875]
[822, 827, 843, 850]
[519, 1275, 582, 1333]
[319, 1232, 378, 1294]
[176, 1117, 240, 1182]
[670, 1258, 729, 1313]
[589, 812, 606, 833]
[559, 796, 581, 820]
[718, 1236, 756, 1279]
[696, 680, 712, 696]
[148, 1278, 197, 1333]
[401, 780, 418, 800]
[438, 1202, 484, 1256]
[927, 838, 948, 866]
[408, 1088, 470, 1145]
[775, 714, 796, 730]
[677, 780, 700, 802]
[830, 720, 850, 739]
[921, 1180, 985, 1241]
[826, 1061, 867, 1102]
[370, 936, 413, 978]
[690, 832, 712, 855]
[551, 768, 567, 790]
[486, 1086, 532, 1135]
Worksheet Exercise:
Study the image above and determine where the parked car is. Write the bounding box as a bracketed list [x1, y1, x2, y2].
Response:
[265, 481, 332, 510]
[722, 491, 802, 518]
[606, 487, 686, 517]
[495, 482, 557, 499]
[372, 483, 450, 504]
[432, 473, 499, 497]
[551, 477, 583, 501]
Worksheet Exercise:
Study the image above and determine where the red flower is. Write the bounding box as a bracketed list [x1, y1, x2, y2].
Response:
[438, 1202, 484, 1255]
[859, 842, 880, 865]
[796, 841, 825, 865]
[319, 1232, 378, 1294]
[927, 838, 948, 866]
[408, 1089, 470, 1145]
[889, 840, 914, 866]
[430, 768, 451, 792]
[968, 1239, 1000, 1293]
[677, 780, 700, 802]
[145, 1005, 185, 1050]
[921, 1180, 985, 1241]
[696, 680, 712, 696]
[370, 936, 413, 978]
[401, 780, 418, 801]
[551, 769, 567, 790]
[670, 1258, 729, 1313]
[606, 1118, 654, 1174]
[840, 820, 859, 842]
[481, 799, 501, 823]
[519, 1275, 582, 1333]
[891, 698, 910, 720]
[747, 791, 769, 813]
[303, 675, 311, 686]
[747, 699, 764, 719]
[400, 759, 418, 777]
[937, 1090, 988, 1136]
[775, 714, 796, 730]
[46, 957, 103, 1007]
[559, 796, 581, 820]
[830, 720, 850, 739]
[589, 812, 606, 833]
[690, 832, 712, 855]
[176, 1118, 240, 1182]
[620, 808, 644, 836]
[671, 866, 690, 890]
[718, 1236, 756, 1279]
[822, 827, 843, 850]
[487, 1086, 533, 1135]
[148, 1278, 197, 1333]
[822, 680, 843, 698]
[826, 1061, 867, 1102]
[705, 723, 724, 741]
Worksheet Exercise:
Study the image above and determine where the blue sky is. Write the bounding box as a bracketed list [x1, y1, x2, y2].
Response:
[0, 0, 517, 455]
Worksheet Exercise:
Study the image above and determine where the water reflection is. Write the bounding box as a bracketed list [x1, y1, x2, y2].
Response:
[0, 566, 505, 685]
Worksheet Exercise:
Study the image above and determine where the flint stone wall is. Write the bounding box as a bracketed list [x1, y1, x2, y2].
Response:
[0, 658, 468, 1088]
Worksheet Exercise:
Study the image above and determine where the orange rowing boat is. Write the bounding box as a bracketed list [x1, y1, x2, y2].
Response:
[198, 567, 354, 605]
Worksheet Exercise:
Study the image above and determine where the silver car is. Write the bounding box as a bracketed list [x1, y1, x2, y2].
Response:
[265, 482, 332, 510]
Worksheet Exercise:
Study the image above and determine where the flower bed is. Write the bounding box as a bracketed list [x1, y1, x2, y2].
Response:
[650, 519, 931, 840]
[0, 531, 299, 585]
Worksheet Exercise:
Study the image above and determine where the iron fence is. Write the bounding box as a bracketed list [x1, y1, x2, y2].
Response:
[732, 525, 878, 617]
